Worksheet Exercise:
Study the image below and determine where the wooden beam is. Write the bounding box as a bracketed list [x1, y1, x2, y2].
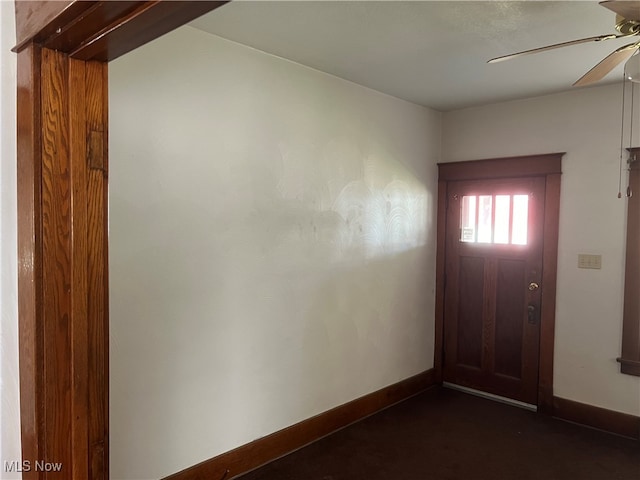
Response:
[437, 153, 564, 181]
[17, 44, 109, 480]
[69, 1, 228, 62]
[14, 2, 229, 478]
[17, 41, 44, 480]
[538, 172, 561, 413]
[14, 1, 228, 61]
[619, 149, 640, 376]
[433, 178, 447, 382]
[14, 0, 90, 50]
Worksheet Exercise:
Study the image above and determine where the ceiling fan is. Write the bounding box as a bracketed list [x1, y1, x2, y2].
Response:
[488, 1, 640, 86]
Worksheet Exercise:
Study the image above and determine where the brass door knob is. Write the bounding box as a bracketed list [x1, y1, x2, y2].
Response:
[528, 282, 540, 291]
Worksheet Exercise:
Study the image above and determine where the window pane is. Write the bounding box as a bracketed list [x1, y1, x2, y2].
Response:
[494, 195, 510, 244]
[477, 195, 493, 243]
[460, 196, 476, 242]
[512, 195, 528, 245]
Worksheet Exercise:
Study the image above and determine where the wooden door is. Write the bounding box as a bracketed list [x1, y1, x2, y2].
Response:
[443, 176, 546, 405]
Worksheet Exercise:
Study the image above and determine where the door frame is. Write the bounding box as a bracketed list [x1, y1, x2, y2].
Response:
[13, 2, 227, 479]
[11, 2, 564, 477]
[434, 153, 563, 413]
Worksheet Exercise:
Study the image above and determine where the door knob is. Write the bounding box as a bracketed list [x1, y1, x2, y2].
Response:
[528, 282, 539, 291]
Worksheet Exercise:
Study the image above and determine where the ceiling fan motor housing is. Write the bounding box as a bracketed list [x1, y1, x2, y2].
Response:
[616, 15, 640, 35]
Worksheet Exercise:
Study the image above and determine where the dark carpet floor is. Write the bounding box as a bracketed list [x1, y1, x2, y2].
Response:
[236, 386, 639, 480]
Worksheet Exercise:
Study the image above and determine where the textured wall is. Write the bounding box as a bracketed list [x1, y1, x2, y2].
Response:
[109, 26, 441, 480]
[0, 1, 22, 479]
[443, 84, 640, 416]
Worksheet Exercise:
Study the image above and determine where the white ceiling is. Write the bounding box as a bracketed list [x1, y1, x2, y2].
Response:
[189, 1, 631, 111]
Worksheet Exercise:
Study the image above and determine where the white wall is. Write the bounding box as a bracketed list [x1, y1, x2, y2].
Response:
[443, 84, 640, 416]
[0, 1, 22, 479]
[109, 26, 441, 480]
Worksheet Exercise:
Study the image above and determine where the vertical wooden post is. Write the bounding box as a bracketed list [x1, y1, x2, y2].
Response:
[538, 172, 561, 413]
[433, 178, 448, 382]
[17, 41, 44, 480]
[619, 154, 640, 376]
[13, 3, 227, 477]
[17, 44, 108, 480]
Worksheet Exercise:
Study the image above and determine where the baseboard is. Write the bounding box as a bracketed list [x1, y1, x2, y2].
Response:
[553, 396, 640, 440]
[163, 369, 436, 480]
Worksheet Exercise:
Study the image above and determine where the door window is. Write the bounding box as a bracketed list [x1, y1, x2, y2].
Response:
[460, 194, 529, 245]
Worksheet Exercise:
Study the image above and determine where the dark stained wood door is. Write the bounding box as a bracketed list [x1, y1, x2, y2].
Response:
[443, 176, 546, 405]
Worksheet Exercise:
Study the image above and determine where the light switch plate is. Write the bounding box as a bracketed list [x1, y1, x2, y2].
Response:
[578, 254, 602, 269]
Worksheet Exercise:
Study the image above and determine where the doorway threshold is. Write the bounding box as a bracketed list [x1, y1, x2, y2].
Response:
[443, 382, 538, 412]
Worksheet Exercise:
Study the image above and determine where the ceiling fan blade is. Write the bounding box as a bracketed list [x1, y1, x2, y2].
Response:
[573, 42, 640, 86]
[600, 1, 640, 20]
[488, 34, 623, 63]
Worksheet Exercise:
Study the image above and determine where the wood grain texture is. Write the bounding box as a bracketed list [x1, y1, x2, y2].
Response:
[17, 45, 109, 480]
[14, 0, 91, 51]
[14, 1, 228, 62]
[43, 2, 145, 53]
[69, 57, 90, 480]
[87, 130, 104, 170]
[17, 42, 44, 480]
[163, 370, 437, 480]
[67, 57, 109, 480]
[553, 396, 640, 440]
[16, 2, 230, 478]
[41, 47, 73, 478]
[70, 1, 228, 61]
[85, 61, 109, 480]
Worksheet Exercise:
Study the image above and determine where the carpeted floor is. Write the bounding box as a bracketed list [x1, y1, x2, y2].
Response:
[236, 386, 639, 480]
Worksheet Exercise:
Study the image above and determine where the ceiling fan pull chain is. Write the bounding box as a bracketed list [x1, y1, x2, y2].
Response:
[620, 71, 628, 198]
[628, 79, 637, 198]
[630, 79, 635, 152]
